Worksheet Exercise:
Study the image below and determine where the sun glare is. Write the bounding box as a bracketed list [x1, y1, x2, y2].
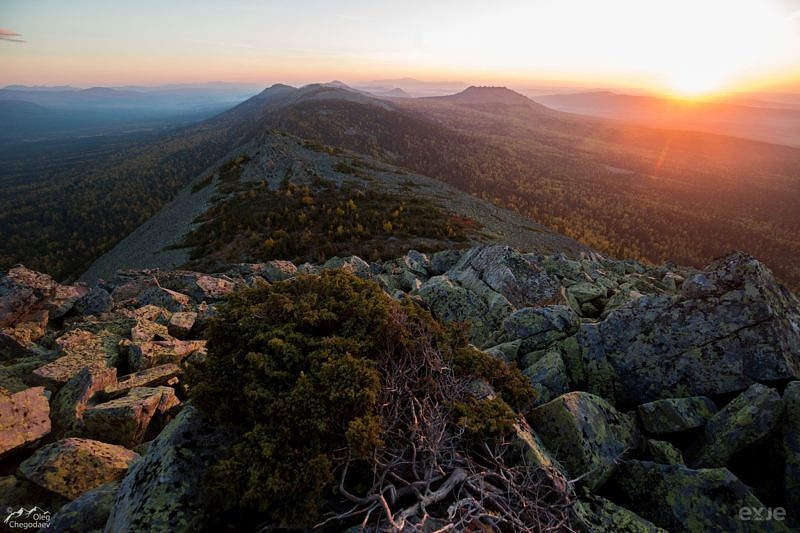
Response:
[669, 72, 722, 98]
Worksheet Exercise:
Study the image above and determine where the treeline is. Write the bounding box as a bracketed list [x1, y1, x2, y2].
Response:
[181, 171, 475, 271]
[0, 119, 252, 280]
[270, 99, 800, 291]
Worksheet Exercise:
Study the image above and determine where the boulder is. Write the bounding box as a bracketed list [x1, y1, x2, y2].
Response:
[18, 438, 139, 500]
[0, 475, 69, 520]
[155, 271, 237, 303]
[429, 249, 463, 275]
[0, 266, 57, 327]
[1, 308, 49, 351]
[135, 286, 191, 312]
[637, 396, 717, 434]
[646, 439, 684, 465]
[448, 245, 562, 310]
[0, 386, 51, 457]
[49, 367, 117, 435]
[73, 286, 114, 316]
[503, 305, 579, 352]
[692, 383, 783, 468]
[528, 392, 637, 490]
[573, 493, 667, 533]
[609, 460, 789, 533]
[783, 381, 800, 521]
[414, 274, 510, 346]
[567, 281, 607, 305]
[322, 255, 372, 277]
[83, 386, 180, 447]
[132, 304, 171, 324]
[47, 481, 119, 533]
[99, 364, 182, 401]
[104, 406, 235, 533]
[576, 252, 800, 404]
[130, 318, 171, 343]
[523, 351, 569, 406]
[128, 340, 206, 370]
[511, 421, 569, 495]
[259, 260, 299, 282]
[33, 329, 120, 386]
[167, 312, 197, 338]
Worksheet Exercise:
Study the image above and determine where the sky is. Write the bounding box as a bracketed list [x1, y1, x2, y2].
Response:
[1, 0, 799, 96]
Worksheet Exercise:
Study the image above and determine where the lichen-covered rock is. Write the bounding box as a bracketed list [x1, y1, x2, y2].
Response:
[33, 328, 120, 386]
[47, 481, 119, 533]
[0, 386, 50, 456]
[503, 305, 579, 352]
[130, 317, 171, 343]
[154, 271, 237, 303]
[567, 281, 607, 305]
[1, 308, 49, 350]
[449, 245, 562, 310]
[414, 273, 511, 346]
[322, 255, 372, 277]
[528, 391, 636, 490]
[135, 286, 191, 312]
[783, 381, 800, 522]
[99, 364, 182, 401]
[104, 406, 234, 533]
[608, 460, 789, 532]
[73, 286, 114, 316]
[573, 492, 667, 533]
[0, 356, 48, 392]
[50, 367, 117, 435]
[83, 386, 180, 447]
[0, 475, 69, 517]
[692, 383, 783, 468]
[429, 249, 463, 275]
[637, 396, 717, 434]
[0, 266, 57, 327]
[511, 421, 569, 495]
[128, 340, 206, 370]
[576, 252, 800, 404]
[259, 260, 298, 281]
[646, 439, 684, 465]
[167, 312, 196, 338]
[132, 304, 171, 323]
[414, 245, 562, 346]
[18, 438, 139, 500]
[523, 351, 569, 406]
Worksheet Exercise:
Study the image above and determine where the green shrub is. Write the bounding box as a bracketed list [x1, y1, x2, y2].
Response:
[189, 270, 534, 528]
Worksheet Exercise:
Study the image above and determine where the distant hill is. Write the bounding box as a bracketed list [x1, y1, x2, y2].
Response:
[535, 90, 800, 146]
[428, 86, 552, 110]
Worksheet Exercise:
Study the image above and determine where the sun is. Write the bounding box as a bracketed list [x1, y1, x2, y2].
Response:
[668, 71, 723, 98]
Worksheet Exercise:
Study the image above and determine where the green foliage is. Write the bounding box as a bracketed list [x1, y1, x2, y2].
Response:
[450, 345, 536, 413]
[188, 270, 534, 528]
[275, 99, 800, 291]
[452, 397, 518, 441]
[181, 178, 475, 270]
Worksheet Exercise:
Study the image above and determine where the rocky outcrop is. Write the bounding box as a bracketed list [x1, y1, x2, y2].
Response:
[33, 329, 120, 386]
[104, 406, 234, 533]
[637, 396, 717, 434]
[0, 386, 50, 456]
[83, 386, 180, 447]
[784, 382, 800, 521]
[691, 383, 783, 468]
[128, 339, 206, 370]
[609, 461, 790, 533]
[528, 392, 637, 490]
[18, 438, 139, 500]
[574, 252, 800, 404]
[47, 482, 119, 533]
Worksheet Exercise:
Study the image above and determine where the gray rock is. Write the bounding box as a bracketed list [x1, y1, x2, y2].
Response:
[73, 287, 114, 316]
[574, 493, 667, 533]
[0, 386, 51, 457]
[135, 286, 191, 312]
[783, 381, 800, 522]
[637, 396, 717, 434]
[528, 391, 637, 490]
[50, 367, 118, 435]
[502, 305, 579, 352]
[47, 481, 119, 533]
[104, 406, 234, 533]
[576, 252, 800, 404]
[609, 460, 789, 533]
[692, 383, 783, 468]
[83, 386, 180, 447]
[646, 439, 685, 465]
[523, 351, 569, 406]
[18, 438, 138, 500]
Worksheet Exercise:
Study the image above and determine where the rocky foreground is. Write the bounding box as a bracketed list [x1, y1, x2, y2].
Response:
[1, 245, 799, 531]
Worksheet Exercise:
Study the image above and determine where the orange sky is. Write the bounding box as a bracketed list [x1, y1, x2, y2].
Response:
[1, 0, 799, 96]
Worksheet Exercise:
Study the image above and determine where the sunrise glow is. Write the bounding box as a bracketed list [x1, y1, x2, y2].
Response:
[1, 0, 799, 95]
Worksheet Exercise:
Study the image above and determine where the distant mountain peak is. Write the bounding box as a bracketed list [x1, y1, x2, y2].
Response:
[430, 85, 539, 107]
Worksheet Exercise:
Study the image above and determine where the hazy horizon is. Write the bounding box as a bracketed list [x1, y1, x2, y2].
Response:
[3, 0, 800, 97]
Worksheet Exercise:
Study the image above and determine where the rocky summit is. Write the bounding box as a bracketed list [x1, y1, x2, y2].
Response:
[1, 245, 799, 531]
